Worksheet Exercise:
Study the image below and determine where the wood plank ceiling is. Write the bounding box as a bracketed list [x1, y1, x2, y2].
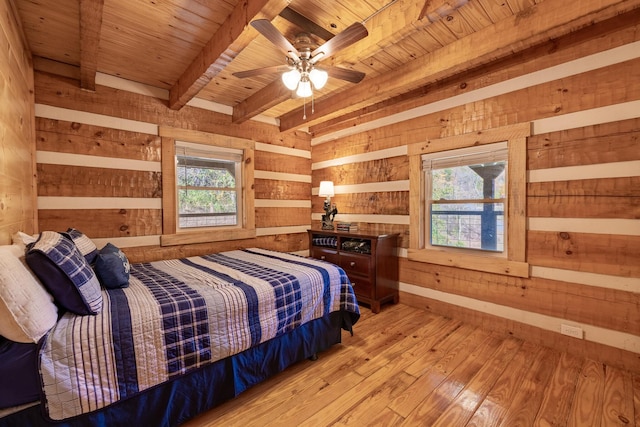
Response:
[15, 0, 640, 135]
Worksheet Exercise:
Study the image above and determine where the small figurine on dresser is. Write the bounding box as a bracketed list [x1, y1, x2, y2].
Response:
[322, 200, 338, 230]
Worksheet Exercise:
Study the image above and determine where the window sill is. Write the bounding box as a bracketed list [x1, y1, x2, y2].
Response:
[161, 228, 256, 247]
[407, 248, 530, 278]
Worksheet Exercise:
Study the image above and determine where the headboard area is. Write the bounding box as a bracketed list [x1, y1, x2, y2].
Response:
[0, 0, 37, 245]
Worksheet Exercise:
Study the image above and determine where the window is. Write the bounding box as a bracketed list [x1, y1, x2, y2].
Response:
[176, 141, 242, 229]
[408, 124, 530, 277]
[160, 127, 255, 246]
[424, 142, 507, 253]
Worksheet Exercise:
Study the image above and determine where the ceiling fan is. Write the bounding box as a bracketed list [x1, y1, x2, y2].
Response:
[233, 19, 368, 98]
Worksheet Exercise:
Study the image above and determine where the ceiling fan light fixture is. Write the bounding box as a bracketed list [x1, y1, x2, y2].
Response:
[309, 68, 328, 89]
[296, 78, 313, 98]
[282, 68, 301, 90]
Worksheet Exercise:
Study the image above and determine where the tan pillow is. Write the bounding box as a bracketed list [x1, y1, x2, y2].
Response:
[0, 245, 58, 343]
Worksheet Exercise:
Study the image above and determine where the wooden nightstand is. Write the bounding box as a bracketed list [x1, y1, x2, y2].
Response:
[307, 229, 399, 313]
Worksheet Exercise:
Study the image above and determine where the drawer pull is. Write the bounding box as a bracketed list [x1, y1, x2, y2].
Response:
[352, 282, 356, 287]
[320, 256, 326, 260]
[350, 262, 356, 267]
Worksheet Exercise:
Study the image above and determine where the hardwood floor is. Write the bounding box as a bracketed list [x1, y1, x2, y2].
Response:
[182, 304, 640, 426]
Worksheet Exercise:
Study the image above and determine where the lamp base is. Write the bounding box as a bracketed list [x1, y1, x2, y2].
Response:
[321, 200, 338, 230]
[321, 220, 334, 230]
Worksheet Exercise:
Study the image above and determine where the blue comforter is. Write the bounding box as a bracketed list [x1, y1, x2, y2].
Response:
[39, 248, 359, 420]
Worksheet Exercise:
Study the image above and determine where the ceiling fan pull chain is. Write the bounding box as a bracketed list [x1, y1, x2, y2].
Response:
[303, 97, 307, 120]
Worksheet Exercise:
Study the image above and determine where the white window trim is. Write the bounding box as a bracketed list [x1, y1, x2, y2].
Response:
[175, 140, 244, 232]
[159, 127, 255, 246]
[422, 141, 508, 255]
[407, 123, 530, 278]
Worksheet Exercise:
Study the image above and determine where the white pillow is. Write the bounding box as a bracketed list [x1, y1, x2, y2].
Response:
[11, 231, 39, 253]
[0, 244, 58, 343]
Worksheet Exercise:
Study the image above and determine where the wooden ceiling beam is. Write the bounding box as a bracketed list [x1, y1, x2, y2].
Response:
[279, 0, 640, 132]
[168, 0, 291, 111]
[232, 80, 292, 124]
[79, 0, 104, 91]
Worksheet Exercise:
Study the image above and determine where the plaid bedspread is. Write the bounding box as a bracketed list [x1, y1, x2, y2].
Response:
[39, 248, 359, 420]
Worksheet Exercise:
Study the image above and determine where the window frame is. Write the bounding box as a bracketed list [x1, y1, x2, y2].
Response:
[408, 123, 530, 277]
[175, 140, 243, 230]
[160, 127, 255, 246]
[423, 141, 508, 254]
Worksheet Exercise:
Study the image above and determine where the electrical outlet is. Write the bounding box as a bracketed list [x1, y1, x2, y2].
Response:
[560, 324, 584, 339]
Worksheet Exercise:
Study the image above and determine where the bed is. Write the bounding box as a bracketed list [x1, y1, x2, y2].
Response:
[0, 231, 359, 426]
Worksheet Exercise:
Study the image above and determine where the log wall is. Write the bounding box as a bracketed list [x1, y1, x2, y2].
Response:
[0, 0, 36, 244]
[310, 13, 640, 371]
[32, 70, 312, 262]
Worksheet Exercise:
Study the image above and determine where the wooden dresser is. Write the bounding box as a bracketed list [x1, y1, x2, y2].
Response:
[307, 229, 399, 313]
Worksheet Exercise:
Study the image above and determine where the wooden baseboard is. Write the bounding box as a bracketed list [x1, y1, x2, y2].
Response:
[399, 291, 640, 373]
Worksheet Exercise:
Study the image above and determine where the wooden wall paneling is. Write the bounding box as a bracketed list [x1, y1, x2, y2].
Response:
[528, 177, 640, 219]
[0, 175, 27, 234]
[312, 156, 409, 186]
[38, 208, 162, 238]
[311, 131, 409, 164]
[254, 179, 311, 200]
[1, 1, 32, 76]
[398, 258, 639, 334]
[34, 72, 311, 148]
[527, 117, 640, 170]
[254, 151, 311, 175]
[255, 207, 310, 228]
[37, 164, 161, 198]
[36, 118, 162, 161]
[0, 0, 36, 244]
[399, 291, 640, 373]
[311, 192, 409, 216]
[527, 230, 640, 278]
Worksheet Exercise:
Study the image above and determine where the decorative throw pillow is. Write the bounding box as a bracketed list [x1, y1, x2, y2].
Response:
[26, 231, 103, 315]
[94, 243, 130, 289]
[0, 245, 58, 343]
[62, 228, 98, 265]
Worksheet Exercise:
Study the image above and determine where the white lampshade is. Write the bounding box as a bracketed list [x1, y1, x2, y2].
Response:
[318, 181, 334, 198]
[296, 79, 313, 98]
[309, 68, 328, 89]
[282, 69, 301, 90]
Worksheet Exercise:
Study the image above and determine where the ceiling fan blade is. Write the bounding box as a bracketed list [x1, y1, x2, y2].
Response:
[319, 66, 366, 84]
[310, 22, 368, 64]
[233, 65, 290, 79]
[250, 19, 300, 62]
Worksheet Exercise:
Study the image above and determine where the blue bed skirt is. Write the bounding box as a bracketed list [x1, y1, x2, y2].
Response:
[0, 310, 347, 427]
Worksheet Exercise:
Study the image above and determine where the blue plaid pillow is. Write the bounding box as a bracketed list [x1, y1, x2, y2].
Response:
[26, 231, 103, 315]
[62, 228, 98, 265]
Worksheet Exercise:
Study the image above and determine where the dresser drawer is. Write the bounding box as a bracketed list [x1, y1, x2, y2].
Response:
[349, 277, 372, 298]
[339, 253, 371, 276]
[311, 248, 339, 264]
